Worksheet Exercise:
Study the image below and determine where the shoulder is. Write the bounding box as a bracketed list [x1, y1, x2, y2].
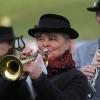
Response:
[67, 69, 88, 89]
[68, 69, 88, 85]
[57, 68, 88, 84]
[67, 68, 87, 79]
[52, 68, 88, 93]
[77, 40, 98, 52]
[75, 40, 98, 57]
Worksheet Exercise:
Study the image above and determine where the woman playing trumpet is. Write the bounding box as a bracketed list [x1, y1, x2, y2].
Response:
[22, 14, 88, 100]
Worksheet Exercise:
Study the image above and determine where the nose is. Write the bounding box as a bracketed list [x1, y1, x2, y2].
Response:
[42, 39, 50, 47]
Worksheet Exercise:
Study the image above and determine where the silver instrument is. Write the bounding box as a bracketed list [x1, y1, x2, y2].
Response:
[88, 38, 100, 98]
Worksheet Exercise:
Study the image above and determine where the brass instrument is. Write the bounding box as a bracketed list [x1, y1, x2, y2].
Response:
[0, 49, 48, 81]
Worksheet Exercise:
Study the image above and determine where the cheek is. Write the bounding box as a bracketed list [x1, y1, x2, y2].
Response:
[37, 42, 42, 49]
[48, 45, 65, 58]
[0, 48, 9, 57]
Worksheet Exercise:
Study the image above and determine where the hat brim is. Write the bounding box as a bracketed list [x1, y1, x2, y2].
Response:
[0, 35, 15, 42]
[87, 7, 100, 11]
[28, 28, 79, 39]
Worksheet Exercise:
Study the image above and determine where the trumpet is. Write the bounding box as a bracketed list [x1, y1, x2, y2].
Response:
[0, 49, 48, 81]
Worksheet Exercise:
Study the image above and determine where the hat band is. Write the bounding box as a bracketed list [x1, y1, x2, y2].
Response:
[39, 18, 70, 28]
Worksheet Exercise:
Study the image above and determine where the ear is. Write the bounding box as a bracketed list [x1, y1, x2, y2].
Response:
[66, 39, 71, 50]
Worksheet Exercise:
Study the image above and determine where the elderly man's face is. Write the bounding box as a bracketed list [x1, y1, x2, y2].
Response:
[96, 11, 100, 24]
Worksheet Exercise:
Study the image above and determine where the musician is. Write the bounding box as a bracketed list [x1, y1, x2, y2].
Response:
[0, 26, 15, 57]
[0, 26, 33, 100]
[22, 13, 88, 100]
[74, 0, 100, 100]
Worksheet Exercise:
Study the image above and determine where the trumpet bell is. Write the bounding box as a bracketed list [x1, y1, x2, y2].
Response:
[0, 55, 23, 81]
[0, 49, 48, 81]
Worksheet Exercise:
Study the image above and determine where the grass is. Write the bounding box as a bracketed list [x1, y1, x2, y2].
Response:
[0, 0, 98, 40]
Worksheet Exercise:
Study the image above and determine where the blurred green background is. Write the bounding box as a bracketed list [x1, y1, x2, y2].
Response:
[0, 0, 99, 40]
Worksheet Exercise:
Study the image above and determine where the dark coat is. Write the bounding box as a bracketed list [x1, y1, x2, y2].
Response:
[33, 68, 88, 100]
[0, 68, 88, 100]
[0, 76, 33, 100]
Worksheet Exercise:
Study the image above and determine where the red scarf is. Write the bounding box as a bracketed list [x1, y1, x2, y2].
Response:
[47, 50, 75, 78]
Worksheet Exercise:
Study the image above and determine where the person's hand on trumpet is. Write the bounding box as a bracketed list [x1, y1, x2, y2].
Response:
[21, 48, 47, 80]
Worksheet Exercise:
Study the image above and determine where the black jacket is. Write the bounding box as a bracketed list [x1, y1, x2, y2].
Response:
[33, 68, 88, 100]
[0, 77, 32, 100]
[0, 68, 88, 100]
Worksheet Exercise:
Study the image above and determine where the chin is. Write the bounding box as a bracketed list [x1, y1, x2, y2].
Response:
[48, 54, 57, 60]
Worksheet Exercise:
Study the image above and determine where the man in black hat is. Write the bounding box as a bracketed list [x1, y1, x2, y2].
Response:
[0, 26, 36, 100]
[0, 26, 15, 57]
[21, 13, 88, 100]
[87, 0, 100, 24]
[74, 0, 100, 100]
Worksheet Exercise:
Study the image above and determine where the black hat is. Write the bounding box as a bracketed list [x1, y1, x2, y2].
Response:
[0, 26, 15, 42]
[87, 0, 100, 11]
[28, 14, 79, 39]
